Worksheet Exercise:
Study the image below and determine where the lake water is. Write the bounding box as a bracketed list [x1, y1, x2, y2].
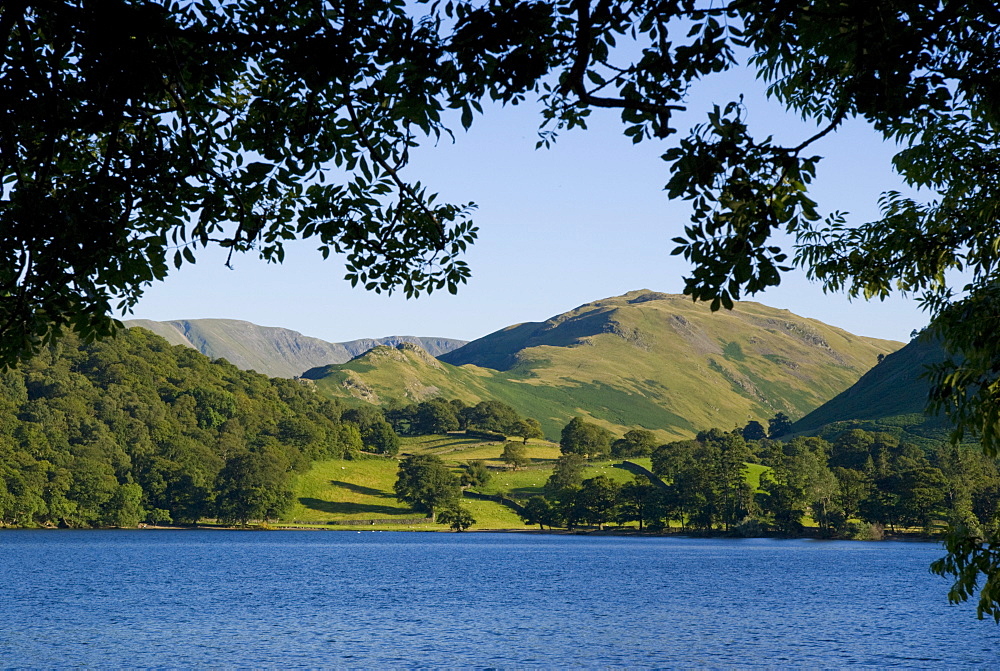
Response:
[1, 531, 997, 667]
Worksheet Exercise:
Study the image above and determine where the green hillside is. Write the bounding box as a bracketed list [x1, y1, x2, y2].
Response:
[303, 290, 901, 440]
[125, 318, 466, 379]
[286, 435, 649, 529]
[285, 434, 776, 531]
[790, 336, 958, 445]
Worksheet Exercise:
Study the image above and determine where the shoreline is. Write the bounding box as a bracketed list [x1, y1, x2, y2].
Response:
[0, 523, 944, 543]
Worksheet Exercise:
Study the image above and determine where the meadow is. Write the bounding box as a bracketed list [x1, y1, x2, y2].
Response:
[284, 434, 774, 532]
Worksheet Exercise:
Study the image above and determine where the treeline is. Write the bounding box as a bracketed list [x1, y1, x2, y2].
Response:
[385, 398, 543, 443]
[518, 421, 1000, 538]
[0, 328, 399, 527]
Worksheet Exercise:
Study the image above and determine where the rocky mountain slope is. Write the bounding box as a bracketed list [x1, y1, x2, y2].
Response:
[125, 318, 466, 379]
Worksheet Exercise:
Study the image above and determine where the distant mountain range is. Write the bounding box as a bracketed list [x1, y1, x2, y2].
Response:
[124, 318, 467, 379]
[301, 290, 901, 440]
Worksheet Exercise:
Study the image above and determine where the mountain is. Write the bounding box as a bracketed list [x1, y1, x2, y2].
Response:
[124, 318, 466, 379]
[302, 290, 902, 440]
[790, 336, 956, 444]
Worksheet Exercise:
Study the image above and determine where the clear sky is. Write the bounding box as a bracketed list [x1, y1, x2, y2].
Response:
[124, 66, 928, 345]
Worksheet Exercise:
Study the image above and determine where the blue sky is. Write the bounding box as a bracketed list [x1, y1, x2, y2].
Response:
[124, 67, 928, 345]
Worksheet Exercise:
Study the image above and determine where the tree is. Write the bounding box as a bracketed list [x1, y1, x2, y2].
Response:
[342, 407, 400, 456]
[510, 418, 544, 444]
[214, 447, 293, 525]
[2, 1, 480, 365]
[436, 503, 476, 531]
[10, 0, 1000, 615]
[768, 413, 793, 439]
[103, 483, 147, 528]
[393, 454, 460, 521]
[413, 399, 461, 435]
[758, 439, 837, 534]
[559, 417, 612, 459]
[519, 495, 556, 530]
[365, 422, 401, 456]
[710, 430, 754, 531]
[464, 400, 520, 434]
[742, 421, 767, 442]
[459, 460, 491, 488]
[577, 476, 621, 530]
[545, 453, 587, 493]
[832, 467, 872, 522]
[611, 428, 657, 458]
[617, 477, 659, 531]
[500, 441, 530, 471]
[830, 430, 876, 472]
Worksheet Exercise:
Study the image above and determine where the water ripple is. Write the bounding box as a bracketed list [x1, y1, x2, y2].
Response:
[1, 532, 997, 667]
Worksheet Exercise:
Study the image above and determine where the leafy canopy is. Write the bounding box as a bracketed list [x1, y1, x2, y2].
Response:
[2, 0, 477, 364]
[7, 0, 1000, 616]
[6, 1, 1000, 444]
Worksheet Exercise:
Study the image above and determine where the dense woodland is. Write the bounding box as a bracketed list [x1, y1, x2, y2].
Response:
[516, 418, 1000, 539]
[3, 329, 998, 541]
[0, 328, 392, 527]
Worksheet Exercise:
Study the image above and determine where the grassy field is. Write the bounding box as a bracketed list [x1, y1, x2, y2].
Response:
[286, 435, 539, 530]
[286, 433, 770, 531]
[287, 458, 413, 522]
[747, 463, 768, 491]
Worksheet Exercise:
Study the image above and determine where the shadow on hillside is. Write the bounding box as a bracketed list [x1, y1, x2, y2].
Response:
[298, 497, 409, 516]
[329, 480, 392, 497]
[508, 486, 545, 499]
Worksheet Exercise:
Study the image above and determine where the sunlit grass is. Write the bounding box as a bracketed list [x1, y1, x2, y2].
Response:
[288, 458, 414, 522]
[288, 451, 773, 531]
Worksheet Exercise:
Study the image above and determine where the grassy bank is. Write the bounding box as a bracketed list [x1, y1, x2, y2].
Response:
[286, 433, 774, 532]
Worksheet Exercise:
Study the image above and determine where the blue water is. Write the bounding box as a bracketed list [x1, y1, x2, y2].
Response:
[1, 531, 997, 667]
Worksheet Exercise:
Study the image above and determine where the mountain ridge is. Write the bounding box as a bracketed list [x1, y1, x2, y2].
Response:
[305, 290, 902, 439]
[789, 336, 958, 445]
[125, 318, 467, 379]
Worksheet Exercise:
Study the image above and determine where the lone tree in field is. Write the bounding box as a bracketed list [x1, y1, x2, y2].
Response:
[393, 454, 461, 522]
[511, 418, 545, 444]
[436, 504, 476, 532]
[459, 460, 491, 488]
[501, 442, 530, 471]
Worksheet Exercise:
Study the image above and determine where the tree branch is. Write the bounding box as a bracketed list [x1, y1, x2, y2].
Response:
[562, 1, 683, 120]
[343, 93, 444, 244]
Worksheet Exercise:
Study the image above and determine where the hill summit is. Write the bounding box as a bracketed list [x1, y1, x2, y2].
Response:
[305, 290, 902, 439]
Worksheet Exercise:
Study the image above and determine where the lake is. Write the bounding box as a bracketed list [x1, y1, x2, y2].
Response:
[1, 531, 997, 667]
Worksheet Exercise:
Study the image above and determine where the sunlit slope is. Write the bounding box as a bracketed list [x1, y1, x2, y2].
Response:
[286, 435, 772, 530]
[126, 318, 466, 379]
[305, 290, 902, 439]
